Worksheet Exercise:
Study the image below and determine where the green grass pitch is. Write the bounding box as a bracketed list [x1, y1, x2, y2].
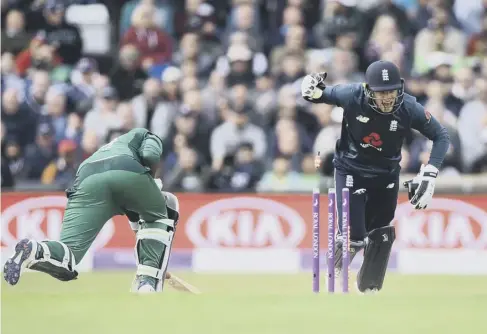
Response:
[2, 272, 486, 334]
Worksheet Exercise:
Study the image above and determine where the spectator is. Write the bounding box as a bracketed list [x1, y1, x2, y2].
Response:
[415, 0, 462, 32]
[41, 87, 68, 143]
[22, 122, 57, 180]
[84, 86, 123, 144]
[166, 90, 212, 161]
[451, 66, 478, 103]
[207, 142, 264, 192]
[458, 78, 487, 172]
[172, 32, 219, 78]
[80, 130, 99, 160]
[291, 153, 321, 191]
[2, 139, 25, 180]
[329, 48, 364, 83]
[184, 2, 221, 44]
[414, 6, 467, 74]
[210, 105, 267, 171]
[1, 9, 33, 55]
[174, 0, 203, 38]
[471, 111, 487, 173]
[121, 3, 173, 70]
[253, 73, 278, 124]
[41, 139, 79, 188]
[466, 14, 487, 57]
[454, 0, 486, 36]
[1, 88, 37, 148]
[1, 122, 15, 189]
[272, 84, 320, 142]
[110, 44, 148, 101]
[23, 69, 50, 115]
[117, 102, 136, 132]
[64, 112, 83, 145]
[164, 146, 206, 192]
[120, 0, 175, 37]
[270, 25, 306, 76]
[365, 0, 415, 39]
[15, 32, 63, 76]
[1, 52, 25, 96]
[217, 44, 258, 87]
[38, 0, 83, 65]
[313, 106, 343, 176]
[132, 78, 172, 139]
[224, 3, 263, 52]
[364, 15, 406, 67]
[313, 0, 366, 49]
[227, 84, 261, 125]
[256, 156, 301, 192]
[405, 73, 428, 105]
[159, 66, 183, 108]
[68, 58, 98, 115]
[268, 5, 304, 47]
[274, 52, 305, 88]
[200, 70, 226, 124]
[424, 79, 463, 119]
[272, 119, 305, 171]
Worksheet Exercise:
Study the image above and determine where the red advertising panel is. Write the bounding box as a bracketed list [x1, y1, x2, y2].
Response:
[2, 192, 487, 251]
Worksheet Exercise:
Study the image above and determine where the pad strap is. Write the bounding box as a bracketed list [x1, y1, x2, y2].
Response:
[137, 264, 164, 279]
[29, 241, 74, 270]
[155, 218, 175, 229]
[136, 228, 173, 246]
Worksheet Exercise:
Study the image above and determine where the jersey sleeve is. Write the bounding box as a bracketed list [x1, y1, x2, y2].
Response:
[316, 84, 358, 108]
[138, 132, 164, 169]
[410, 102, 450, 169]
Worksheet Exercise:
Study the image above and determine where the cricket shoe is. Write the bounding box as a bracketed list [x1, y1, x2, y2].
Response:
[333, 237, 364, 273]
[355, 280, 378, 295]
[131, 275, 158, 294]
[3, 239, 37, 286]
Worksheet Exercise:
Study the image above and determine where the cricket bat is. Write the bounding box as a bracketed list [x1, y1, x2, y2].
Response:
[165, 272, 201, 294]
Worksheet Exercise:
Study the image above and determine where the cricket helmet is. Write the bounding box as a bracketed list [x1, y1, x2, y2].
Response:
[364, 60, 404, 114]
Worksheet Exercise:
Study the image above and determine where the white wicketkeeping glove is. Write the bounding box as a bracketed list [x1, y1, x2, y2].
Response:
[301, 72, 327, 100]
[409, 164, 438, 210]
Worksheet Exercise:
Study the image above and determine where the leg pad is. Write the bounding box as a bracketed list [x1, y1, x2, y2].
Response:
[357, 226, 396, 292]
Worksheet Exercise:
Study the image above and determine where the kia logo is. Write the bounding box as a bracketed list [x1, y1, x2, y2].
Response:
[186, 197, 305, 248]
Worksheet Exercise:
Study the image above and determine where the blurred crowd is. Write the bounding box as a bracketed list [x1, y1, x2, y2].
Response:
[1, 0, 487, 192]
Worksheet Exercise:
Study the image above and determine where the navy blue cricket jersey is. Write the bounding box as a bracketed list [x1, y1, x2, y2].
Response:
[312, 83, 450, 177]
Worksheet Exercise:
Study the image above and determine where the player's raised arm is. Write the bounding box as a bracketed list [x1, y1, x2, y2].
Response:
[404, 103, 451, 210]
[301, 72, 356, 108]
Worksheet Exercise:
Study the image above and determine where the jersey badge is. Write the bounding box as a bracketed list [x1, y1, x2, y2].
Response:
[356, 115, 370, 123]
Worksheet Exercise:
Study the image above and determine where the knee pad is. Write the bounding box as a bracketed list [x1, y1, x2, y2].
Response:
[128, 192, 180, 233]
[135, 218, 175, 291]
[357, 226, 396, 292]
[162, 192, 180, 225]
[28, 241, 78, 282]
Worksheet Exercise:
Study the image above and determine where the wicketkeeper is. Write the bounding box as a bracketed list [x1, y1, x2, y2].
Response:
[302, 61, 450, 293]
[4, 128, 180, 293]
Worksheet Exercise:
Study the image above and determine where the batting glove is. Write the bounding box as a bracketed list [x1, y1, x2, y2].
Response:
[154, 178, 163, 190]
[404, 164, 438, 210]
[301, 72, 327, 100]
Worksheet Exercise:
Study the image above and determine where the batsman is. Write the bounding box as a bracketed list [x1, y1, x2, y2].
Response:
[4, 128, 180, 293]
[302, 61, 450, 293]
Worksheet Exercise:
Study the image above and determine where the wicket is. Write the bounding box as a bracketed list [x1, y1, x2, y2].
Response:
[312, 187, 350, 293]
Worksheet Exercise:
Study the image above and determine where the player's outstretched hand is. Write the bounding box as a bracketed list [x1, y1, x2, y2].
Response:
[301, 72, 327, 100]
[406, 164, 438, 210]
